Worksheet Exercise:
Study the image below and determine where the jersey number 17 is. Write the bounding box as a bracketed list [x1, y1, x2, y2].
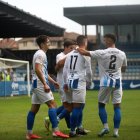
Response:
[70, 55, 78, 70]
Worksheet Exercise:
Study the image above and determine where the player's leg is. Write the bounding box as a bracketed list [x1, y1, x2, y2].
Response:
[46, 100, 69, 138]
[57, 102, 72, 128]
[112, 88, 123, 137]
[56, 105, 64, 115]
[46, 100, 58, 131]
[57, 89, 72, 129]
[98, 87, 111, 137]
[76, 103, 84, 128]
[98, 103, 108, 128]
[76, 103, 89, 135]
[26, 92, 42, 139]
[98, 103, 109, 137]
[44, 91, 69, 138]
[57, 102, 68, 121]
[35, 89, 57, 132]
[35, 88, 69, 138]
[69, 103, 82, 137]
[56, 88, 65, 115]
[27, 104, 40, 133]
[26, 104, 41, 139]
[70, 89, 86, 137]
[113, 104, 121, 137]
[64, 110, 71, 129]
[74, 85, 89, 135]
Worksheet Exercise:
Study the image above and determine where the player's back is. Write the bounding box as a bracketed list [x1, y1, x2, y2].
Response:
[91, 47, 126, 80]
[65, 50, 88, 82]
[92, 48, 127, 88]
[98, 48, 126, 79]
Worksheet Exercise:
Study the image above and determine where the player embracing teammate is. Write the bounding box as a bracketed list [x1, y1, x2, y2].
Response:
[76, 33, 127, 138]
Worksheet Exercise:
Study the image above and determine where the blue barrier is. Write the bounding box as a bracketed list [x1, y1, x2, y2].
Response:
[0, 81, 56, 97]
[87, 80, 140, 90]
[0, 81, 28, 97]
[0, 80, 139, 96]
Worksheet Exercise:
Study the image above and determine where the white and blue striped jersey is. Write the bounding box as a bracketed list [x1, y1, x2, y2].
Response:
[63, 50, 92, 90]
[32, 49, 48, 88]
[90, 48, 127, 88]
[56, 52, 67, 85]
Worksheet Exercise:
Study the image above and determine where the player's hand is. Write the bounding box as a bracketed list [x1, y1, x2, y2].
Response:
[73, 45, 79, 50]
[86, 81, 94, 89]
[63, 84, 69, 93]
[44, 84, 50, 93]
[54, 82, 60, 89]
[86, 81, 92, 89]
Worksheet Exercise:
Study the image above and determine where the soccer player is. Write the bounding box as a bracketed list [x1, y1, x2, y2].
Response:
[63, 35, 93, 137]
[26, 35, 69, 139]
[55, 39, 76, 128]
[76, 33, 127, 137]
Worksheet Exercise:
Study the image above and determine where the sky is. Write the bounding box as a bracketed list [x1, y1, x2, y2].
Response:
[2, 0, 140, 35]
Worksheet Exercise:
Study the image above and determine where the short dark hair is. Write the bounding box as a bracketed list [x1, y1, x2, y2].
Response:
[76, 35, 87, 46]
[36, 35, 49, 47]
[63, 39, 76, 48]
[104, 33, 116, 43]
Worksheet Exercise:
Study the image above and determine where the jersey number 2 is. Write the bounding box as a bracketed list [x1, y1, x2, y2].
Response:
[70, 55, 78, 70]
[109, 55, 116, 69]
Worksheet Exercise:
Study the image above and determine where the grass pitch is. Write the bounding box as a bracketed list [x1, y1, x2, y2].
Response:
[0, 90, 140, 140]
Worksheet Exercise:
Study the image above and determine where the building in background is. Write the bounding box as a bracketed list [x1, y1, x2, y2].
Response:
[16, 32, 96, 50]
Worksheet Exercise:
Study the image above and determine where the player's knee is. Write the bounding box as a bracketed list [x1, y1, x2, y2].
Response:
[80, 103, 85, 110]
[66, 107, 72, 112]
[98, 102, 105, 108]
[47, 100, 57, 108]
[114, 103, 121, 109]
[30, 104, 40, 114]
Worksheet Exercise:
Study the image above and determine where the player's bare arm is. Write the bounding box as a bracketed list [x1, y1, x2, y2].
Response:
[48, 75, 59, 89]
[121, 66, 126, 72]
[35, 63, 50, 92]
[35, 63, 47, 85]
[55, 58, 66, 71]
[63, 84, 69, 93]
[76, 46, 91, 56]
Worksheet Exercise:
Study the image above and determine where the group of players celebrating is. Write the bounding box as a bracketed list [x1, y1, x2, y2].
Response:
[26, 33, 127, 139]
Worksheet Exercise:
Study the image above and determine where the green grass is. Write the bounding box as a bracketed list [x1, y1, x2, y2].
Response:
[0, 90, 140, 140]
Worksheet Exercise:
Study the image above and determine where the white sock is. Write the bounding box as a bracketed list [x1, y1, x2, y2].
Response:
[114, 128, 118, 134]
[27, 130, 32, 134]
[71, 131, 76, 134]
[57, 116, 60, 122]
[78, 125, 83, 129]
[53, 127, 59, 132]
[104, 123, 109, 129]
